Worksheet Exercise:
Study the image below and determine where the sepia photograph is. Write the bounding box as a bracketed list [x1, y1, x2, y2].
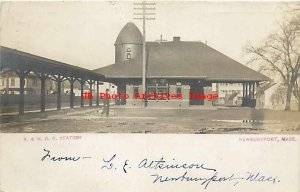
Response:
[0, 1, 300, 134]
[1, 1, 300, 192]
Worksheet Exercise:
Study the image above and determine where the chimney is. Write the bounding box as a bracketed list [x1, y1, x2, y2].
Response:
[173, 36, 180, 42]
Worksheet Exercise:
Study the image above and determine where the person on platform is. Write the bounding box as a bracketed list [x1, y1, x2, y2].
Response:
[101, 89, 110, 117]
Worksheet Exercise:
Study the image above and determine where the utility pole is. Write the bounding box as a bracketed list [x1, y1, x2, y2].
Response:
[134, 1, 155, 107]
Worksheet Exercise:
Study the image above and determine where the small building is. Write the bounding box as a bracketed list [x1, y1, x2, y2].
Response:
[0, 71, 52, 95]
[95, 22, 270, 108]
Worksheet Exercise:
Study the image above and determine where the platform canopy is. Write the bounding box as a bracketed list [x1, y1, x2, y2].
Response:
[1, 46, 105, 115]
[1, 46, 104, 81]
[95, 41, 270, 82]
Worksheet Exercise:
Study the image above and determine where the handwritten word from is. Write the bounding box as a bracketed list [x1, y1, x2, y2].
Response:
[41, 149, 91, 162]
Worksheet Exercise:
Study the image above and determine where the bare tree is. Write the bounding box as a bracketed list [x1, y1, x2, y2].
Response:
[290, 4, 300, 110]
[245, 11, 300, 111]
[293, 79, 300, 110]
[270, 86, 286, 109]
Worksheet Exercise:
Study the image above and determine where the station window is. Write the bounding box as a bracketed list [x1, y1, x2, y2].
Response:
[147, 86, 157, 100]
[133, 87, 139, 98]
[176, 87, 182, 95]
[157, 87, 168, 99]
[127, 48, 131, 52]
[11, 78, 15, 86]
[147, 81, 169, 100]
[32, 79, 38, 86]
[127, 53, 131, 59]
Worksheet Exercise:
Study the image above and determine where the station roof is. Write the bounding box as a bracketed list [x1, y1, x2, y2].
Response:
[95, 40, 270, 82]
[1, 46, 105, 81]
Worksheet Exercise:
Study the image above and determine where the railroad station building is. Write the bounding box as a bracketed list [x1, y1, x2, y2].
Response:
[95, 22, 270, 108]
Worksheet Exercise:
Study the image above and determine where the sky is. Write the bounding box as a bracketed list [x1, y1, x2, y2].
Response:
[0, 1, 293, 70]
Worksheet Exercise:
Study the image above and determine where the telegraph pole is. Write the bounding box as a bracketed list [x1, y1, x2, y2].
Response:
[134, 1, 155, 107]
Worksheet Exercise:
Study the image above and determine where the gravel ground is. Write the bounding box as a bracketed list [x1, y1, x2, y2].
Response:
[1, 106, 300, 134]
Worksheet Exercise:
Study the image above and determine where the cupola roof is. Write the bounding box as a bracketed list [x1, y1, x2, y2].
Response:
[115, 22, 143, 45]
